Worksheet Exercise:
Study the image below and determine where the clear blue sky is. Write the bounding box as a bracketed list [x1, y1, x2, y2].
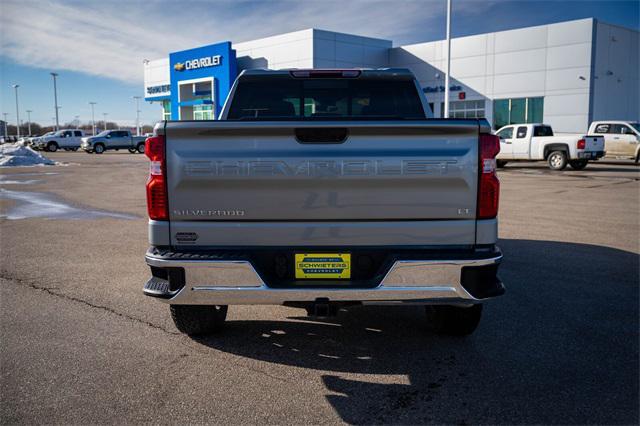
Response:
[1, 0, 638, 128]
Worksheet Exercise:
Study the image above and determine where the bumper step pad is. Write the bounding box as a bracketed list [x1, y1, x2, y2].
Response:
[143, 277, 179, 299]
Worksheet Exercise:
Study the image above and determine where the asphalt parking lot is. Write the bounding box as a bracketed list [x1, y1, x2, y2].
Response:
[1, 151, 638, 424]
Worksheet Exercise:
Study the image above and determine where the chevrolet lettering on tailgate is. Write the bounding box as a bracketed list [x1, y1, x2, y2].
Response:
[184, 159, 458, 177]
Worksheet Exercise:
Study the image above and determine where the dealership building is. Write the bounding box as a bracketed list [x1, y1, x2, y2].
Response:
[143, 18, 639, 132]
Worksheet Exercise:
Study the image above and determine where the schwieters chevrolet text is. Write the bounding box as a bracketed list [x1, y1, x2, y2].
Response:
[142, 68, 504, 336]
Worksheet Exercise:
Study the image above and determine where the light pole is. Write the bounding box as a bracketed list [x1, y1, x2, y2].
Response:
[89, 102, 97, 135]
[443, 0, 452, 118]
[26, 110, 32, 135]
[51, 73, 60, 131]
[2, 113, 8, 138]
[103, 113, 108, 130]
[12, 84, 20, 137]
[133, 96, 141, 136]
[74, 115, 80, 129]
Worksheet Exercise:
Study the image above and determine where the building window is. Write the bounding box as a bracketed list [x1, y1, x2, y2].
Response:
[449, 100, 485, 119]
[193, 104, 213, 120]
[509, 98, 526, 123]
[493, 97, 544, 129]
[435, 100, 485, 118]
[178, 78, 215, 120]
[527, 97, 544, 123]
[162, 100, 171, 120]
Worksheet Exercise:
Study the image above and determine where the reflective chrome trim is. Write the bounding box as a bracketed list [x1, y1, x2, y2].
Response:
[172, 287, 474, 305]
[145, 254, 264, 287]
[380, 256, 500, 287]
[145, 250, 502, 305]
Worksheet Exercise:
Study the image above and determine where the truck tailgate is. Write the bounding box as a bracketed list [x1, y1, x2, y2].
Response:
[163, 120, 481, 246]
[583, 135, 604, 152]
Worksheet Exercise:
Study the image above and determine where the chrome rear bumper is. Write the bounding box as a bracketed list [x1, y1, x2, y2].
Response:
[144, 249, 503, 305]
[578, 150, 605, 159]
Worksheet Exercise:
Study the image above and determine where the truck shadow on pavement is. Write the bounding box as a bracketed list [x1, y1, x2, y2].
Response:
[194, 239, 639, 424]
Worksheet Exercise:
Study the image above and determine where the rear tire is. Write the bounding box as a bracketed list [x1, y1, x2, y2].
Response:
[569, 159, 588, 170]
[128, 148, 137, 154]
[547, 151, 567, 170]
[47, 142, 58, 152]
[170, 305, 228, 336]
[94, 143, 105, 154]
[425, 304, 482, 336]
[496, 160, 508, 168]
[136, 143, 145, 154]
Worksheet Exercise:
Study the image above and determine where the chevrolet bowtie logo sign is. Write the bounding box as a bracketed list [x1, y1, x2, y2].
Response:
[174, 55, 222, 72]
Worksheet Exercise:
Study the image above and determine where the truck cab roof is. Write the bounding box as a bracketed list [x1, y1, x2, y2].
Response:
[238, 68, 417, 79]
[497, 123, 551, 128]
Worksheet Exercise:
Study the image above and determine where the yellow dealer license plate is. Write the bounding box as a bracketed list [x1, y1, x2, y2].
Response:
[295, 253, 351, 279]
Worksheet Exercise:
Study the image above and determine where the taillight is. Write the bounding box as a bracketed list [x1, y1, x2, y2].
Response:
[577, 139, 586, 150]
[478, 134, 500, 219]
[145, 135, 168, 220]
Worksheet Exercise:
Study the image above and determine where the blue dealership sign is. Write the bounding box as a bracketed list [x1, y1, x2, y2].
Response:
[169, 41, 237, 119]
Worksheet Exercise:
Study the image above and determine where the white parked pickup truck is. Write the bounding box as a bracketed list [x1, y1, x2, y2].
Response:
[495, 123, 605, 170]
[33, 129, 86, 152]
[588, 121, 640, 162]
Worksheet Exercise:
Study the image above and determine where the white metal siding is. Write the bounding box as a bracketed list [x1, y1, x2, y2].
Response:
[235, 29, 315, 71]
[591, 22, 640, 122]
[390, 18, 598, 132]
[143, 58, 170, 97]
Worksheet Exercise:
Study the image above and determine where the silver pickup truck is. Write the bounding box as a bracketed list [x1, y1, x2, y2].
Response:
[81, 130, 147, 154]
[143, 69, 504, 337]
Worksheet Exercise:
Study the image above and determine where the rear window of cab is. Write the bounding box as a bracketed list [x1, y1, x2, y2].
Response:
[227, 77, 425, 120]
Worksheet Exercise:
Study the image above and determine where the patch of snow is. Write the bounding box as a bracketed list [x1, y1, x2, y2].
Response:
[0, 188, 137, 220]
[2, 172, 59, 176]
[0, 143, 57, 167]
[0, 178, 41, 185]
